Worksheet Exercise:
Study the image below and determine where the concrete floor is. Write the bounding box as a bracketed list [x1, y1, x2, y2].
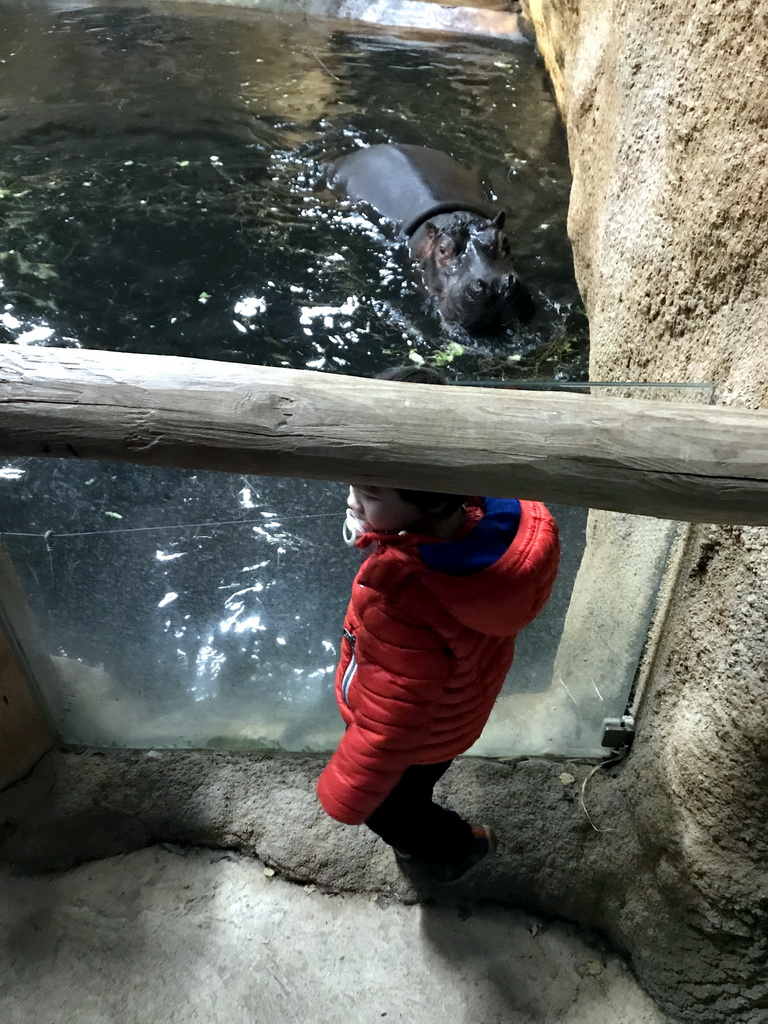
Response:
[0, 847, 673, 1024]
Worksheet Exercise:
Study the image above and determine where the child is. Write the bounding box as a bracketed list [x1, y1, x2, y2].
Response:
[317, 366, 560, 883]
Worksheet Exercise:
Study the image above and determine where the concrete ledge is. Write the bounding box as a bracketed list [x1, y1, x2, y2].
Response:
[0, 748, 619, 909]
[79, 0, 529, 40]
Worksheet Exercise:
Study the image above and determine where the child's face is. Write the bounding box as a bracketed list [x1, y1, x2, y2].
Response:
[347, 485, 422, 534]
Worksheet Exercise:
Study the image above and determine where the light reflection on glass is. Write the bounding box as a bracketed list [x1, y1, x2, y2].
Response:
[156, 550, 185, 562]
[193, 642, 226, 699]
[238, 486, 256, 509]
[251, 523, 299, 550]
[220, 584, 267, 636]
[242, 560, 270, 572]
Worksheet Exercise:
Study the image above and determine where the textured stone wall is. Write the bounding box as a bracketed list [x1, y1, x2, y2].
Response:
[524, 1, 768, 1019]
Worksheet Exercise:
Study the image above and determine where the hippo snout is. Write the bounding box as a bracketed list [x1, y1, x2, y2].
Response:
[448, 272, 535, 331]
[467, 275, 513, 299]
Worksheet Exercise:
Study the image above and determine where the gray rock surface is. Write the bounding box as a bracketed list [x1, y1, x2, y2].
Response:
[524, 1, 768, 1020]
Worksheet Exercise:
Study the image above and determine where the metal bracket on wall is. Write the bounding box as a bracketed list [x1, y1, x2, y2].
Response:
[601, 714, 635, 750]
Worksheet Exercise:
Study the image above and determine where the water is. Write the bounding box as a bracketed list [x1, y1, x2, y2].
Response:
[0, 1, 589, 752]
[0, 0, 584, 377]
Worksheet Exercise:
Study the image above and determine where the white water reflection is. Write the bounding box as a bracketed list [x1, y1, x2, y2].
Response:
[234, 296, 267, 317]
[299, 296, 360, 327]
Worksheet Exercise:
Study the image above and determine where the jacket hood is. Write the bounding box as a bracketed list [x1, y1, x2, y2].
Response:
[358, 498, 559, 638]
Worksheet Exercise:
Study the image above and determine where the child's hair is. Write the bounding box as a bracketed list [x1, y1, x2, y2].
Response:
[375, 365, 466, 518]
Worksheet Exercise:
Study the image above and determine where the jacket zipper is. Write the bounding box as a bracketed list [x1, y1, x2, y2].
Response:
[341, 628, 357, 707]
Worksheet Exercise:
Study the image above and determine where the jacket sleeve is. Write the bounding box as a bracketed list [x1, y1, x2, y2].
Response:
[317, 622, 452, 826]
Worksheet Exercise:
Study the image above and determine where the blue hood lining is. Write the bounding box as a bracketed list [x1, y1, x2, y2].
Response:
[418, 497, 521, 576]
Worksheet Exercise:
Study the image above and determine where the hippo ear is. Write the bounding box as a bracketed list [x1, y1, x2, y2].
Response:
[492, 210, 506, 230]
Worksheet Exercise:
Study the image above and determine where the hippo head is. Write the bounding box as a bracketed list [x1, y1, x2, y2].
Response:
[417, 211, 534, 332]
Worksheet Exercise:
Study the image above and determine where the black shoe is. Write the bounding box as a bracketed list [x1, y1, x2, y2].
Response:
[396, 826, 498, 884]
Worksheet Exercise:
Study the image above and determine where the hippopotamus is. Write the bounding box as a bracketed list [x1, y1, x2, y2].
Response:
[331, 143, 534, 332]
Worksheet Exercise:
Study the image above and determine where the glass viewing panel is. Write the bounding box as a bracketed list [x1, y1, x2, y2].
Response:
[0, 1, 711, 756]
[0, 382, 711, 758]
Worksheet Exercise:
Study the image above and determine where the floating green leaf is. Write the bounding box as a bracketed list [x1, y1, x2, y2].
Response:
[433, 341, 464, 366]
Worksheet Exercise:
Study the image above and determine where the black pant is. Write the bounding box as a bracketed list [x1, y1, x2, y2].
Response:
[365, 760, 473, 864]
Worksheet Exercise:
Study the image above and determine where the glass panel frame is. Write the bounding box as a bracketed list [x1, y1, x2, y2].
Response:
[0, 380, 713, 758]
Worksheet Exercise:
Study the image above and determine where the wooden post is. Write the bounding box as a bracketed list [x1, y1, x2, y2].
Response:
[0, 626, 54, 789]
[0, 545, 54, 788]
[0, 344, 766, 524]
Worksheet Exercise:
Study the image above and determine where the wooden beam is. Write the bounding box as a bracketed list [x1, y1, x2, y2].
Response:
[0, 344, 765, 525]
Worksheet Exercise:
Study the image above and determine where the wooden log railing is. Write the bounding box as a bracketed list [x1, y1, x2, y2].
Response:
[0, 344, 766, 525]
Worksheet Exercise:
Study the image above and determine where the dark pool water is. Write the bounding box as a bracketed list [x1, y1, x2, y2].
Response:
[0, 0, 584, 379]
[0, 1, 587, 749]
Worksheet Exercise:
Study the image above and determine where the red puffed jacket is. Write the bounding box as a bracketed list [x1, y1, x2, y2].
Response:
[317, 497, 559, 825]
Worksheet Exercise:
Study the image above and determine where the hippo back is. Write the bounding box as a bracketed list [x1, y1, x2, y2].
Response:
[332, 144, 493, 235]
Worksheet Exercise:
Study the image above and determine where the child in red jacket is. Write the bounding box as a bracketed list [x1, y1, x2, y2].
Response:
[317, 367, 560, 883]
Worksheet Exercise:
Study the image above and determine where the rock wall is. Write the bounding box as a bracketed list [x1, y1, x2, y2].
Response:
[524, 0, 768, 1019]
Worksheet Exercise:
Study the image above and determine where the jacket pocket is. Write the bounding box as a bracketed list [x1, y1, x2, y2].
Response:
[340, 628, 357, 707]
